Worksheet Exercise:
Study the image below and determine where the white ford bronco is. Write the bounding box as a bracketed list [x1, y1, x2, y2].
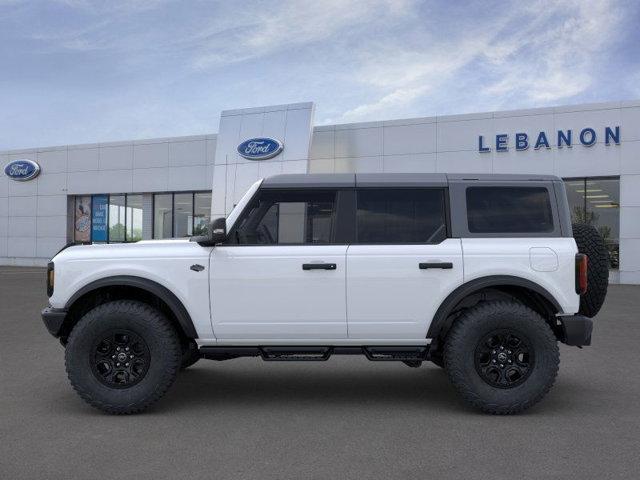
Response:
[41, 173, 609, 414]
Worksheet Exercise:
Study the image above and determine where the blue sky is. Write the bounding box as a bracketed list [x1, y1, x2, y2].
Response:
[1, 0, 639, 150]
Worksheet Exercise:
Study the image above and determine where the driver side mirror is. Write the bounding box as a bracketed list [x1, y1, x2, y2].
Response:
[191, 217, 226, 246]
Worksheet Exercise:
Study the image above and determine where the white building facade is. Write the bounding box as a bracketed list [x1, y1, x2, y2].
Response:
[1, 100, 639, 283]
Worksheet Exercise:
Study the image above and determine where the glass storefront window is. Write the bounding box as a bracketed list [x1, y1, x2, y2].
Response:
[564, 177, 620, 269]
[74, 196, 92, 242]
[72, 191, 211, 242]
[126, 194, 143, 242]
[108, 195, 126, 242]
[153, 192, 212, 239]
[174, 193, 193, 237]
[154, 194, 173, 239]
[194, 192, 212, 236]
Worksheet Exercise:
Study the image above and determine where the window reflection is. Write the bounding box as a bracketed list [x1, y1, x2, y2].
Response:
[564, 177, 619, 269]
[108, 195, 126, 242]
[152, 192, 212, 239]
[194, 192, 212, 236]
[126, 194, 143, 242]
[154, 194, 173, 239]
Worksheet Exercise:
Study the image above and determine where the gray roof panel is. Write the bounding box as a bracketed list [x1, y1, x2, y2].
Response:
[356, 173, 447, 187]
[261, 173, 355, 188]
[445, 173, 561, 182]
[260, 172, 561, 189]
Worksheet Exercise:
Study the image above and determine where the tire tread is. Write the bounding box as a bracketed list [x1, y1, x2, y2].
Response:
[65, 300, 181, 415]
[444, 301, 559, 415]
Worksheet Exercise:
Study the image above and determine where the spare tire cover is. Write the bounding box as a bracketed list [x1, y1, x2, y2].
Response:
[572, 223, 609, 318]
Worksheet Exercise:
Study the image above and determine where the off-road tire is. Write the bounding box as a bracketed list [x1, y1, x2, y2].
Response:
[181, 341, 201, 370]
[444, 301, 559, 414]
[572, 223, 609, 318]
[429, 351, 444, 368]
[65, 300, 181, 414]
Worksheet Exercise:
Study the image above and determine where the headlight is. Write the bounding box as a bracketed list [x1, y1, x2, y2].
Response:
[47, 262, 54, 297]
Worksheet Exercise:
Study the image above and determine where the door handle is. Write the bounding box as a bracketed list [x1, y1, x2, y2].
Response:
[302, 263, 337, 271]
[419, 262, 453, 269]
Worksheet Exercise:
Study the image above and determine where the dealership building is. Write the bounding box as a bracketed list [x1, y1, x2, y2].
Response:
[1, 100, 639, 283]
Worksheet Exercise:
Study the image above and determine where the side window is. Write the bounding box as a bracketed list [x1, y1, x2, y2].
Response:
[233, 190, 336, 245]
[466, 187, 554, 233]
[356, 188, 447, 244]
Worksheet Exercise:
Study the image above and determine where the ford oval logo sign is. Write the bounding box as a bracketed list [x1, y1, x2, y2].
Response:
[4, 159, 41, 181]
[237, 137, 283, 160]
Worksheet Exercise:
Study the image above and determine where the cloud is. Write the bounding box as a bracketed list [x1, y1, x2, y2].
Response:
[191, 0, 413, 69]
[334, 0, 626, 122]
[481, 0, 622, 104]
[0, 0, 635, 149]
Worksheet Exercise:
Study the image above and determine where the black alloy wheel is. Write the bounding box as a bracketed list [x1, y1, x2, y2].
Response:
[91, 330, 150, 388]
[474, 330, 533, 388]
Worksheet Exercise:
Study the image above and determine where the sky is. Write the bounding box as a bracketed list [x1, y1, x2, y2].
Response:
[1, 0, 639, 150]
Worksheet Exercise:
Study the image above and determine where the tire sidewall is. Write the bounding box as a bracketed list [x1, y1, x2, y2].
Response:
[66, 301, 180, 411]
[445, 302, 559, 411]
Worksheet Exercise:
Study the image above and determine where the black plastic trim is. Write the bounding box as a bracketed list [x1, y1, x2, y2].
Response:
[41, 306, 68, 337]
[419, 262, 453, 269]
[302, 263, 337, 270]
[559, 314, 593, 346]
[65, 275, 198, 338]
[198, 345, 430, 362]
[426, 275, 563, 339]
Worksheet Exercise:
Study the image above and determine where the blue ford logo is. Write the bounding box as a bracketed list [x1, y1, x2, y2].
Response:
[4, 159, 41, 181]
[237, 137, 283, 160]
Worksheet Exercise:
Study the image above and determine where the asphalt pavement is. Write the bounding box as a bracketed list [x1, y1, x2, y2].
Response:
[1, 266, 639, 479]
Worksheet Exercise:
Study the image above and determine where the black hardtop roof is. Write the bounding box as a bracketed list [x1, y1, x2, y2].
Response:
[261, 173, 561, 188]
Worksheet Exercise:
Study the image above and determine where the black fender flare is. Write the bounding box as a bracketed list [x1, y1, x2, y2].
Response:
[426, 275, 563, 340]
[65, 275, 198, 338]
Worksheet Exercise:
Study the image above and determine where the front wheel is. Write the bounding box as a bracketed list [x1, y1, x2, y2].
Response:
[65, 300, 182, 414]
[444, 301, 559, 414]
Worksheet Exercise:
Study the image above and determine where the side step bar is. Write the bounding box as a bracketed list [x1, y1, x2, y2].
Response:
[199, 346, 430, 362]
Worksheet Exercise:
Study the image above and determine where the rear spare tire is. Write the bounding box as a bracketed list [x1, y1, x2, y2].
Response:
[572, 223, 609, 318]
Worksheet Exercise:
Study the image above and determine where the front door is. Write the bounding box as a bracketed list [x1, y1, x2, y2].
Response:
[346, 188, 463, 340]
[210, 188, 348, 340]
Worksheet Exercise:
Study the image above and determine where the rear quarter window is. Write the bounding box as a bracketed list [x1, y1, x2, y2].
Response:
[466, 186, 554, 233]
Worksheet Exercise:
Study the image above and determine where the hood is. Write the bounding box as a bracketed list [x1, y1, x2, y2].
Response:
[52, 238, 201, 262]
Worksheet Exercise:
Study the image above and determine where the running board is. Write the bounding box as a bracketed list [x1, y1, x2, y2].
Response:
[199, 346, 429, 362]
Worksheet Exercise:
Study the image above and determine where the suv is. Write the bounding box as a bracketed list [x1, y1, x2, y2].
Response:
[41, 173, 609, 415]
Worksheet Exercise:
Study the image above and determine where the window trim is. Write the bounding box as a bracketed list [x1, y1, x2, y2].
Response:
[353, 186, 450, 245]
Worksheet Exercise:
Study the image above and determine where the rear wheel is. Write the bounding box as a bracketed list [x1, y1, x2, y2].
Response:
[65, 300, 181, 414]
[444, 301, 559, 414]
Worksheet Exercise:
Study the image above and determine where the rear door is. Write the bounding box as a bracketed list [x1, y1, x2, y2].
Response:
[210, 188, 348, 340]
[346, 188, 463, 340]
